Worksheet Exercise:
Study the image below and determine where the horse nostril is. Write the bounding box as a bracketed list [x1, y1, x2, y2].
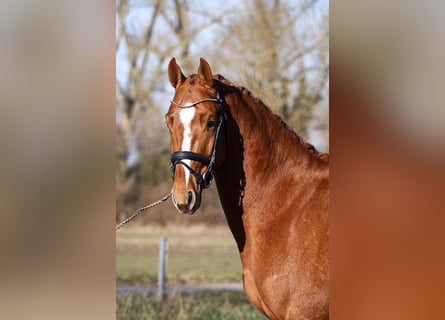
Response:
[187, 191, 193, 205]
[187, 191, 196, 209]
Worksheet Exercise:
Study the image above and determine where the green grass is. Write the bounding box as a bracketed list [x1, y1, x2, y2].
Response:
[116, 225, 268, 319]
[116, 225, 243, 285]
[116, 291, 267, 320]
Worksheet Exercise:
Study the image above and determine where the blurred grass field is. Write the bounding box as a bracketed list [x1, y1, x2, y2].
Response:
[116, 224, 243, 285]
[117, 291, 267, 320]
[116, 225, 269, 319]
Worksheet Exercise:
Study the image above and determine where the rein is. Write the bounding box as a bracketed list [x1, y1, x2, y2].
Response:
[115, 192, 171, 230]
[169, 88, 226, 190]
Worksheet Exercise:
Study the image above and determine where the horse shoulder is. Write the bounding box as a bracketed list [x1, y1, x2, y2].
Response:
[241, 163, 329, 319]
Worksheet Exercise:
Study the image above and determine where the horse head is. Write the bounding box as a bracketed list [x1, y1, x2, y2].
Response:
[165, 58, 226, 214]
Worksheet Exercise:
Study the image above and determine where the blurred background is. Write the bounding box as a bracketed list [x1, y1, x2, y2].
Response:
[115, 0, 329, 225]
[115, 1, 328, 318]
[2, 0, 444, 318]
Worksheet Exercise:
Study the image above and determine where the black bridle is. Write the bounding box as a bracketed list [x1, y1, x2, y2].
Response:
[169, 88, 226, 190]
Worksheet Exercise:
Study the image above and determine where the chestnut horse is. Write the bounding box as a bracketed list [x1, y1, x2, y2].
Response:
[166, 58, 329, 320]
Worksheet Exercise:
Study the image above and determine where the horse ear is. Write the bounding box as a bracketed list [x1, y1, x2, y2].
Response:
[168, 57, 186, 88]
[198, 58, 214, 87]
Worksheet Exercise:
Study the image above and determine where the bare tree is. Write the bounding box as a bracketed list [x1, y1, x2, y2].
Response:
[116, 0, 329, 220]
[115, 0, 233, 217]
[212, 0, 329, 144]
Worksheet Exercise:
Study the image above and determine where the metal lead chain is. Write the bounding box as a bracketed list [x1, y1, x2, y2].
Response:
[115, 192, 172, 231]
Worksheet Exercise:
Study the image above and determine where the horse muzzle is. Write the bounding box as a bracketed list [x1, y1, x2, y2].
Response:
[171, 188, 201, 214]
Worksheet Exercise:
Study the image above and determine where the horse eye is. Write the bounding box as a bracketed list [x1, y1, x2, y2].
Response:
[206, 119, 216, 129]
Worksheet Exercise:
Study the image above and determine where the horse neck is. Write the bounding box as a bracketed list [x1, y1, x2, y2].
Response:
[214, 84, 327, 252]
[225, 88, 316, 183]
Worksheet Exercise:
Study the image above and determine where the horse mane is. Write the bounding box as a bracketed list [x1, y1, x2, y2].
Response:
[214, 74, 329, 162]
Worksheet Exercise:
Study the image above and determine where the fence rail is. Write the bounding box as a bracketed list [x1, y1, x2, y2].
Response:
[117, 236, 243, 297]
[117, 283, 243, 295]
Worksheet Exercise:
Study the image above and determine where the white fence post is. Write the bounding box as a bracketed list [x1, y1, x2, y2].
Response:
[157, 236, 168, 303]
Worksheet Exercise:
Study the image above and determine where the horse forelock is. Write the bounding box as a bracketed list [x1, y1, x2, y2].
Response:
[186, 74, 198, 86]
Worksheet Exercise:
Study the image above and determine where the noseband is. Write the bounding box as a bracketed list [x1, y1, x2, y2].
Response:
[169, 88, 226, 190]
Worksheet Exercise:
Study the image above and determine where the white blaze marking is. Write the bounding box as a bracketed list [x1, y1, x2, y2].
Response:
[179, 105, 195, 185]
